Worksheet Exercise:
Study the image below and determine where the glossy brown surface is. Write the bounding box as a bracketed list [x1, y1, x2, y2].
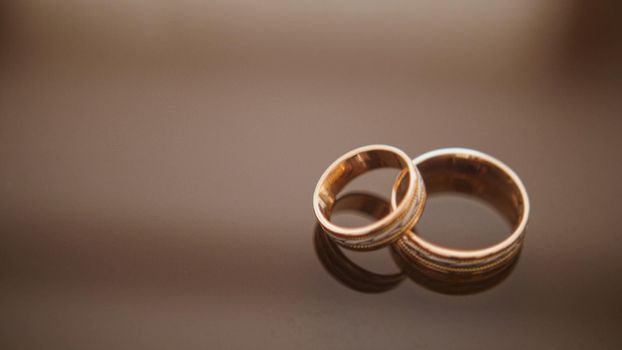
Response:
[1, 2, 621, 349]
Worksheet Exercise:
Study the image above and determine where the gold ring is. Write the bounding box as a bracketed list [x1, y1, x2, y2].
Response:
[391, 148, 530, 275]
[313, 145, 426, 250]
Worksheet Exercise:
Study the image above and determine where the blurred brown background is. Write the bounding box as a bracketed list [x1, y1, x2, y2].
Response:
[1, 1, 621, 349]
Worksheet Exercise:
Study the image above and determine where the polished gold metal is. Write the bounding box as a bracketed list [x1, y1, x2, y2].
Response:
[313, 145, 426, 250]
[391, 242, 521, 295]
[314, 192, 405, 293]
[391, 148, 530, 275]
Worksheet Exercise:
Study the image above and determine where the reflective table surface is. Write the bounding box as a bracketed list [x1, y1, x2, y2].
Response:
[2, 68, 620, 349]
[1, 3, 621, 348]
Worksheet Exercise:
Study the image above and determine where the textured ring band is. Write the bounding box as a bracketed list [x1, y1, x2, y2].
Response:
[391, 148, 530, 274]
[313, 145, 426, 250]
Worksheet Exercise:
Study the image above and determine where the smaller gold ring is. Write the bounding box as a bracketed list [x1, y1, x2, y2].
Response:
[313, 145, 426, 250]
[391, 148, 530, 274]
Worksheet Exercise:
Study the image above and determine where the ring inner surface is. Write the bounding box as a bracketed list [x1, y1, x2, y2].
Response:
[331, 192, 391, 221]
[396, 153, 524, 230]
[318, 150, 410, 222]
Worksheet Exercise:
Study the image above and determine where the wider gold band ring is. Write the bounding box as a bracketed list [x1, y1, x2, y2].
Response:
[391, 148, 530, 275]
[313, 145, 426, 250]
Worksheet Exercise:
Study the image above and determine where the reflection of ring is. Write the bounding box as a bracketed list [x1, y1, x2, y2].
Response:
[313, 192, 405, 293]
[313, 145, 426, 250]
[391, 148, 530, 275]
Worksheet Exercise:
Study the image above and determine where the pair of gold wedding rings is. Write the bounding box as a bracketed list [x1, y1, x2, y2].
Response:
[312, 145, 530, 285]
